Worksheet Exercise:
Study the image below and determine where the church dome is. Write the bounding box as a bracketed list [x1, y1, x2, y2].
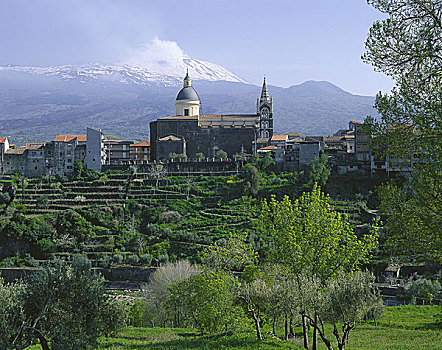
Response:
[176, 86, 200, 101]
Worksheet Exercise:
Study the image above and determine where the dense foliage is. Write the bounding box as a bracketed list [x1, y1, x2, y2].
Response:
[0, 257, 125, 350]
[363, 0, 442, 262]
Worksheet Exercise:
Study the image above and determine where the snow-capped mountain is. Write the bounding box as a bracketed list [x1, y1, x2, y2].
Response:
[0, 58, 247, 87]
[0, 57, 376, 146]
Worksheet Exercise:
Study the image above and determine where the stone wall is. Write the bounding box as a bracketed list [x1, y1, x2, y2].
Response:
[150, 119, 257, 160]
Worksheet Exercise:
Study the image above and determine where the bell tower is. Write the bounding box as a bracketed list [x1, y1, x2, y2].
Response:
[257, 77, 273, 140]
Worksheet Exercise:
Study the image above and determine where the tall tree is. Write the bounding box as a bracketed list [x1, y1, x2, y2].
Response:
[261, 184, 378, 282]
[260, 184, 379, 349]
[363, 0, 442, 261]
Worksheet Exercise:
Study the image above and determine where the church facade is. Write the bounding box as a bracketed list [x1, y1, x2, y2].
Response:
[150, 72, 274, 160]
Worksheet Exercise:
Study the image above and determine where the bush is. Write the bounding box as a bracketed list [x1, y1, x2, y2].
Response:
[36, 195, 49, 209]
[0, 192, 11, 205]
[144, 223, 160, 235]
[98, 255, 112, 268]
[158, 254, 169, 266]
[406, 278, 441, 304]
[128, 300, 150, 327]
[140, 254, 153, 266]
[126, 254, 140, 266]
[112, 254, 124, 265]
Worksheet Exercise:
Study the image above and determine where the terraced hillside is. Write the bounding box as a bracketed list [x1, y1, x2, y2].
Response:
[0, 172, 375, 271]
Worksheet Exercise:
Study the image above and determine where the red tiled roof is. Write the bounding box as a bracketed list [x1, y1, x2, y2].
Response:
[350, 121, 361, 124]
[54, 135, 87, 142]
[258, 145, 278, 151]
[0, 138, 6, 143]
[271, 134, 288, 141]
[131, 141, 150, 147]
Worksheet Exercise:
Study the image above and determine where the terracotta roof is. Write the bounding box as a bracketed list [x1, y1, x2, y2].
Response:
[0, 138, 6, 144]
[350, 121, 361, 124]
[271, 134, 288, 141]
[131, 141, 150, 147]
[258, 145, 278, 151]
[282, 132, 300, 136]
[26, 143, 44, 149]
[54, 135, 87, 142]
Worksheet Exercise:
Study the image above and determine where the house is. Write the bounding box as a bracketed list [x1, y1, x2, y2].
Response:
[104, 139, 133, 165]
[130, 141, 150, 163]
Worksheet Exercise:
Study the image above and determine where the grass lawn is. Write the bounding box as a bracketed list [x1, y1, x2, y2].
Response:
[28, 305, 442, 350]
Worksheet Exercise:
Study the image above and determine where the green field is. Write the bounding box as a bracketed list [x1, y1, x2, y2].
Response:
[26, 305, 441, 350]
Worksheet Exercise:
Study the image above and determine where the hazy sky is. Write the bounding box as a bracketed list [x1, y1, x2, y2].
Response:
[0, 0, 394, 95]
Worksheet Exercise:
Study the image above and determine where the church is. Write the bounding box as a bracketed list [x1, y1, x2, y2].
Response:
[149, 72, 274, 160]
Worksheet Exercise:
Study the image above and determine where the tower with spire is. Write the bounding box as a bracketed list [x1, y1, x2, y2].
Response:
[257, 77, 273, 140]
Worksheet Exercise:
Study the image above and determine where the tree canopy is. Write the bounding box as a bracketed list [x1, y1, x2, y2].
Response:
[363, 0, 442, 262]
[260, 184, 378, 281]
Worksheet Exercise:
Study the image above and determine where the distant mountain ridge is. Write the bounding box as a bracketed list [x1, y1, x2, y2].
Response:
[0, 63, 376, 145]
[0, 58, 246, 86]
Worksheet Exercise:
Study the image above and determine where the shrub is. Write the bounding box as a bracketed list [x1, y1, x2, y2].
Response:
[36, 195, 49, 209]
[158, 254, 169, 266]
[98, 255, 112, 268]
[406, 278, 441, 304]
[112, 254, 124, 265]
[161, 210, 181, 223]
[128, 300, 150, 327]
[126, 254, 140, 266]
[144, 223, 160, 235]
[140, 254, 153, 266]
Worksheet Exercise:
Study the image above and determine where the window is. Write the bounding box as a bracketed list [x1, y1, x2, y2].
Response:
[184, 108, 189, 116]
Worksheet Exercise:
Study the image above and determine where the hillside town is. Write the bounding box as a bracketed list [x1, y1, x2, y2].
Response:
[0, 73, 409, 179]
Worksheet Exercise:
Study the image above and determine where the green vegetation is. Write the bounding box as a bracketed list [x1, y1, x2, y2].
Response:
[0, 257, 125, 350]
[363, 0, 442, 263]
[24, 305, 440, 350]
[1, 158, 380, 269]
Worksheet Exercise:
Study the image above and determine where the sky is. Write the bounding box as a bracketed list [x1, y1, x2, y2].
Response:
[0, 0, 394, 96]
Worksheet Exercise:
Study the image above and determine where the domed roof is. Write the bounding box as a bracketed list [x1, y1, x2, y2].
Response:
[176, 86, 200, 101]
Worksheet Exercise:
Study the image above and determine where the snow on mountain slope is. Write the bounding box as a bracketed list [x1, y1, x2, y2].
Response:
[0, 57, 247, 87]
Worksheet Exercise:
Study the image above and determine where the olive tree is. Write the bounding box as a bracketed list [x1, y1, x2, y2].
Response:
[318, 271, 384, 350]
[1, 258, 125, 350]
[0, 277, 26, 350]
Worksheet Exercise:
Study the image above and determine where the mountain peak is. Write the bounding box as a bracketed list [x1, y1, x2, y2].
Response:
[0, 59, 247, 87]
